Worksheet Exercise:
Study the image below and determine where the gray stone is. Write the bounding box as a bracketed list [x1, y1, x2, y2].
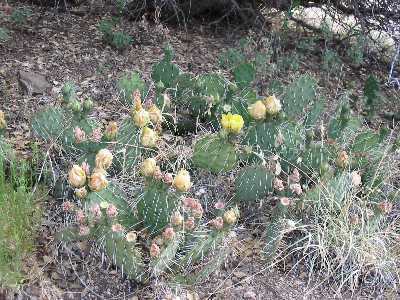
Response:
[18, 70, 51, 95]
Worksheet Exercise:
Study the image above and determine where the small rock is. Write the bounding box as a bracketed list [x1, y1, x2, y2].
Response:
[18, 70, 51, 95]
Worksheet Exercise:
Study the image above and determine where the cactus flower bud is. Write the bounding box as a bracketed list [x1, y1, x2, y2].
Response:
[79, 225, 90, 236]
[171, 211, 183, 226]
[214, 201, 225, 209]
[141, 127, 158, 148]
[111, 223, 124, 233]
[83, 98, 94, 111]
[95, 149, 113, 170]
[76, 209, 86, 224]
[223, 208, 238, 225]
[210, 217, 224, 230]
[378, 202, 393, 215]
[150, 242, 160, 258]
[133, 109, 150, 128]
[289, 168, 301, 183]
[336, 151, 349, 169]
[81, 161, 90, 176]
[248, 100, 267, 120]
[273, 178, 285, 191]
[280, 197, 291, 206]
[75, 186, 88, 199]
[191, 202, 203, 219]
[163, 173, 173, 185]
[351, 171, 362, 187]
[104, 121, 118, 140]
[221, 113, 244, 134]
[173, 169, 192, 192]
[148, 105, 163, 124]
[162, 227, 176, 241]
[263, 95, 281, 116]
[289, 183, 303, 196]
[106, 204, 118, 218]
[126, 231, 137, 243]
[184, 217, 195, 231]
[141, 158, 157, 177]
[88, 171, 108, 192]
[153, 166, 163, 180]
[62, 201, 75, 212]
[0, 111, 6, 130]
[133, 90, 142, 110]
[91, 128, 103, 143]
[91, 203, 102, 219]
[68, 165, 86, 188]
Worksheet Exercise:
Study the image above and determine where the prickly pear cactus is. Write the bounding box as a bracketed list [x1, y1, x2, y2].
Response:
[235, 165, 274, 202]
[152, 45, 181, 88]
[117, 71, 148, 104]
[137, 179, 180, 234]
[192, 134, 237, 173]
[282, 75, 317, 120]
[233, 62, 255, 89]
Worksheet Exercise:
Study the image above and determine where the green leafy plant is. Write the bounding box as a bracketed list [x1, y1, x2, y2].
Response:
[363, 74, 380, 118]
[98, 19, 133, 50]
[10, 8, 31, 25]
[0, 27, 10, 42]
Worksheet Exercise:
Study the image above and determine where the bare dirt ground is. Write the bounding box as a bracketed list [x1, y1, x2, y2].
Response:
[1, 4, 399, 300]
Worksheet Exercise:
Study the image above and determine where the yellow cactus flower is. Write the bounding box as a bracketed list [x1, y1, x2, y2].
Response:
[0, 110, 6, 130]
[223, 208, 239, 225]
[141, 158, 157, 177]
[148, 105, 163, 124]
[132, 109, 150, 128]
[95, 149, 113, 170]
[141, 127, 158, 148]
[248, 100, 267, 120]
[263, 95, 282, 116]
[172, 169, 192, 192]
[221, 113, 244, 134]
[68, 165, 87, 188]
[88, 171, 108, 192]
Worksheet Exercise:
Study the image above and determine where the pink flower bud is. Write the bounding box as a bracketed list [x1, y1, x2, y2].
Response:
[289, 183, 303, 196]
[162, 227, 176, 241]
[76, 209, 86, 224]
[378, 202, 393, 215]
[289, 168, 301, 183]
[91, 203, 102, 219]
[106, 204, 118, 218]
[273, 178, 285, 191]
[214, 201, 225, 210]
[111, 223, 124, 233]
[150, 242, 160, 258]
[74, 127, 86, 144]
[91, 128, 103, 143]
[79, 225, 90, 236]
[163, 173, 173, 184]
[210, 217, 224, 230]
[184, 217, 195, 231]
[62, 201, 74, 212]
[81, 161, 90, 176]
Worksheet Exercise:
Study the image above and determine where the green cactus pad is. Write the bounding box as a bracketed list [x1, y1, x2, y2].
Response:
[103, 231, 146, 281]
[114, 118, 142, 171]
[192, 134, 237, 173]
[117, 71, 148, 104]
[235, 165, 274, 202]
[137, 179, 180, 234]
[150, 233, 183, 277]
[282, 75, 317, 119]
[152, 48, 181, 88]
[233, 63, 256, 89]
[85, 183, 139, 229]
[196, 73, 226, 100]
